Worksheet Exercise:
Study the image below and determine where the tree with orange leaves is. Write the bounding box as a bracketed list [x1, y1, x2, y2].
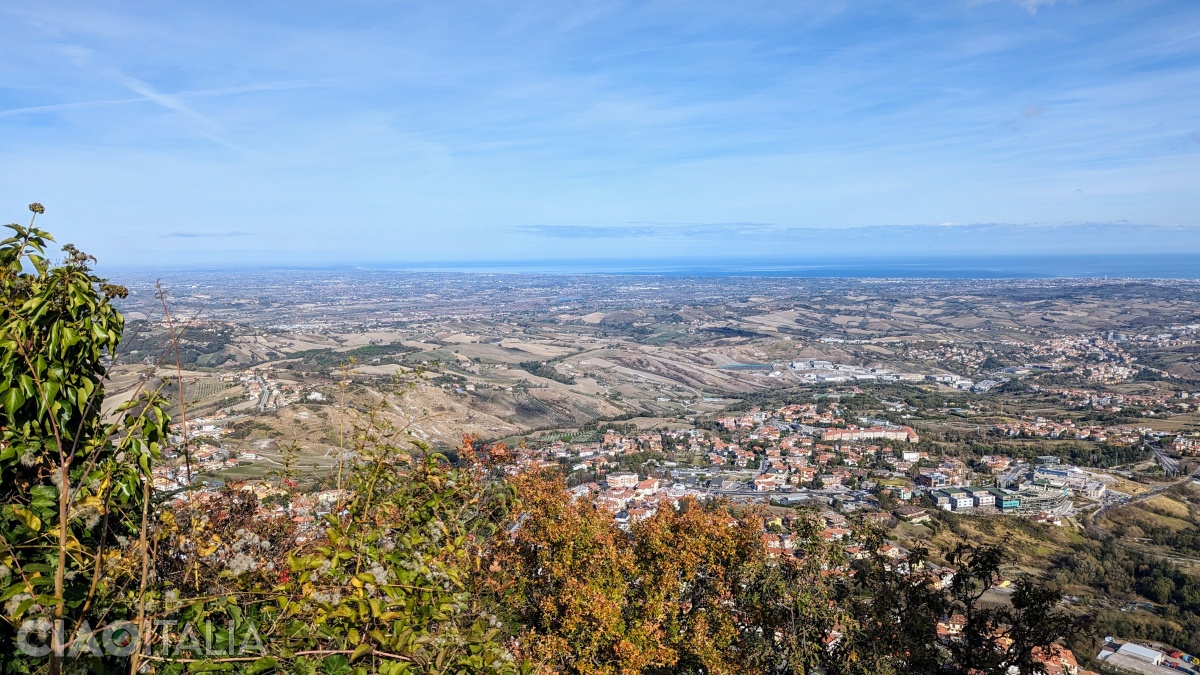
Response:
[487, 469, 661, 673]
[486, 470, 847, 674]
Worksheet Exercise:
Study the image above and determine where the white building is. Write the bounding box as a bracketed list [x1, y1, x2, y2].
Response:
[937, 490, 974, 511]
[1116, 642, 1164, 666]
[966, 488, 995, 508]
[607, 472, 638, 489]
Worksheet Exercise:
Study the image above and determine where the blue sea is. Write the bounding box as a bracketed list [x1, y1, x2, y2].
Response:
[367, 253, 1200, 279]
[106, 253, 1200, 280]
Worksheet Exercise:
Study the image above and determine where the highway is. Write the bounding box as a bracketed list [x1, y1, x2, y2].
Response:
[1152, 447, 1181, 476]
[1094, 462, 1200, 520]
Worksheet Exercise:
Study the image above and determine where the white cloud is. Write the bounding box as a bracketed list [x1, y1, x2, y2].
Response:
[969, 0, 1061, 15]
[1020, 0, 1059, 14]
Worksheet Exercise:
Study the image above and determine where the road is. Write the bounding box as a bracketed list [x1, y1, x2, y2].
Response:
[997, 462, 1027, 488]
[1089, 462, 1200, 523]
[1152, 447, 1180, 476]
[1084, 462, 1200, 568]
[705, 485, 859, 503]
[256, 375, 270, 412]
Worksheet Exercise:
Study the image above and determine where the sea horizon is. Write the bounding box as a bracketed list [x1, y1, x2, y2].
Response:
[103, 252, 1200, 280]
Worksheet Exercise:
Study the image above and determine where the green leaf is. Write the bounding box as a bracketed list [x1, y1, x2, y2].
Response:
[321, 655, 351, 675]
[350, 643, 372, 663]
[245, 657, 279, 674]
[11, 597, 36, 619]
[0, 582, 30, 602]
[42, 380, 59, 408]
[2, 386, 24, 415]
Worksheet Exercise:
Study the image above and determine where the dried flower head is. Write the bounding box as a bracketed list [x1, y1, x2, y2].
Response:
[28, 203, 45, 214]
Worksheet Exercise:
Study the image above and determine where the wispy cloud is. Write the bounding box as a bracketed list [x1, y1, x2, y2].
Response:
[1020, 0, 1060, 14]
[98, 66, 248, 151]
[0, 81, 319, 118]
[970, 0, 1063, 15]
[518, 222, 776, 238]
[39, 42, 269, 152]
[0, 97, 145, 118]
[161, 231, 256, 239]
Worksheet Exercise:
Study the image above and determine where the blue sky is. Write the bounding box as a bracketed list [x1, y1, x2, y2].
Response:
[2, 0, 1200, 268]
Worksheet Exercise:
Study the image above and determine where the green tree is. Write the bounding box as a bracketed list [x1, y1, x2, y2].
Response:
[835, 541, 1087, 674]
[143, 426, 527, 674]
[0, 206, 171, 674]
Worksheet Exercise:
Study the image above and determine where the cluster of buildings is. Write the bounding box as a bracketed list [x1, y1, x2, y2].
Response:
[1083, 362, 1140, 383]
[535, 428, 698, 474]
[1048, 387, 1199, 414]
[787, 360, 927, 384]
[150, 370, 319, 486]
[787, 359, 985, 390]
[1025, 464, 1110, 498]
[821, 425, 920, 443]
[906, 456, 1077, 519]
[152, 443, 249, 491]
[1168, 435, 1200, 457]
[964, 459, 1110, 510]
[902, 341, 994, 375]
[927, 485, 1070, 522]
[570, 473, 709, 526]
[914, 457, 969, 487]
[518, 395, 1109, 527]
[159, 409, 248, 488]
[232, 369, 306, 410]
[894, 332, 1162, 390]
[716, 403, 842, 429]
[993, 416, 1147, 445]
[786, 351, 1170, 395]
[979, 454, 1016, 473]
[1032, 335, 1133, 367]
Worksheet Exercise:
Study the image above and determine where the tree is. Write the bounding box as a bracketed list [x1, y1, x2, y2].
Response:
[835, 541, 1087, 674]
[0, 206, 171, 674]
[630, 498, 767, 673]
[144, 426, 527, 674]
[488, 471, 848, 674]
[488, 470, 654, 673]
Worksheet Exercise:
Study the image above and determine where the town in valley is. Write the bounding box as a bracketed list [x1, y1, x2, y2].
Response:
[103, 269, 1200, 673]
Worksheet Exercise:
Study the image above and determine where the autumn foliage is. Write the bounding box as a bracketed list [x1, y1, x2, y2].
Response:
[488, 470, 851, 674]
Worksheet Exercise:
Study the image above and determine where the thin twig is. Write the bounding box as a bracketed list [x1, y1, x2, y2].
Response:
[129, 477, 153, 674]
[157, 280, 192, 489]
[294, 648, 412, 661]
